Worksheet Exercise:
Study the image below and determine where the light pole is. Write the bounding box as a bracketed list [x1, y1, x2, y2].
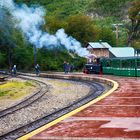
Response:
[112, 23, 123, 47]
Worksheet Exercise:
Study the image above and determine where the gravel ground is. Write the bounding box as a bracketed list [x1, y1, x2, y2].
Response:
[0, 76, 93, 136]
[0, 77, 39, 111]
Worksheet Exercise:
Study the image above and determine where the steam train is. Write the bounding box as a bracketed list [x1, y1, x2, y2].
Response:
[83, 57, 140, 77]
[83, 58, 102, 74]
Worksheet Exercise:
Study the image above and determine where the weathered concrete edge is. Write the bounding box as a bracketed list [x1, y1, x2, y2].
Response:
[40, 73, 115, 87]
[18, 73, 119, 140]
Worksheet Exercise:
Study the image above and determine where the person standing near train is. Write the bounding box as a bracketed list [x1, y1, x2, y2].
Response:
[35, 64, 40, 76]
[70, 63, 74, 72]
[11, 65, 17, 76]
[63, 61, 67, 74]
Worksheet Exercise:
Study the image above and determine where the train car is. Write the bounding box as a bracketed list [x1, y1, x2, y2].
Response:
[84, 57, 140, 77]
[101, 57, 140, 77]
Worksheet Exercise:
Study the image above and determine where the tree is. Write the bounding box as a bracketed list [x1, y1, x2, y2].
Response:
[128, 0, 140, 46]
[98, 27, 116, 46]
[66, 15, 99, 45]
[0, 53, 6, 68]
[87, 0, 131, 19]
[12, 46, 34, 70]
[45, 16, 67, 33]
[0, 8, 16, 69]
[0, 7, 35, 70]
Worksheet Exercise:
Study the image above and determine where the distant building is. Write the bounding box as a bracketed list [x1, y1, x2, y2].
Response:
[86, 42, 111, 58]
[109, 47, 135, 57]
[86, 42, 135, 58]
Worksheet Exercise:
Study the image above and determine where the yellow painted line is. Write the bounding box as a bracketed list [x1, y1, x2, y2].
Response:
[18, 77, 118, 140]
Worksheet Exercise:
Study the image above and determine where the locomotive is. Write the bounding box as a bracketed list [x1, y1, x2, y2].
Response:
[83, 58, 102, 74]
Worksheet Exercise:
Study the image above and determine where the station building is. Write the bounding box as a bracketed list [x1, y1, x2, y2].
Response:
[86, 42, 135, 58]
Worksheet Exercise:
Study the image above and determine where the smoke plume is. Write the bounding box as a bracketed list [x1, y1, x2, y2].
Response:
[0, 0, 89, 57]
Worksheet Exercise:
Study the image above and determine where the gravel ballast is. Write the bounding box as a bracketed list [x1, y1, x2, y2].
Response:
[0, 76, 93, 136]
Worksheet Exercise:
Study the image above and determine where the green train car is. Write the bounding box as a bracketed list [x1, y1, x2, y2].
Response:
[101, 57, 140, 77]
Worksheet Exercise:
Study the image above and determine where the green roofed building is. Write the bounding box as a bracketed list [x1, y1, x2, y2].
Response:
[86, 42, 135, 58]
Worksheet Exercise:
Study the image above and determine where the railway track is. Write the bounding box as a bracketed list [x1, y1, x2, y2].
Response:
[0, 76, 49, 118]
[0, 74, 106, 140]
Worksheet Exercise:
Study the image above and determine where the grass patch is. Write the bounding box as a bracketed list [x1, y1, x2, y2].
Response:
[25, 81, 34, 86]
[0, 80, 36, 99]
[0, 90, 9, 96]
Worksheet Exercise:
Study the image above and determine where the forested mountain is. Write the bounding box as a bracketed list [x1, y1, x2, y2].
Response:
[0, 0, 139, 70]
[16, 0, 130, 19]
[15, 0, 139, 46]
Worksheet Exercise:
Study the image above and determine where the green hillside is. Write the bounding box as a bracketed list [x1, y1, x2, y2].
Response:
[15, 0, 133, 44]
[0, 0, 139, 70]
[15, 0, 134, 45]
[16, 0, 131, 20]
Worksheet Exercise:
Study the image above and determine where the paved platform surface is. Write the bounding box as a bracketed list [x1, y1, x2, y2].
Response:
[25, 74, 140, 140]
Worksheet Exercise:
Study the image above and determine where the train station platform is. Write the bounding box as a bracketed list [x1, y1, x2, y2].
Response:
[19, 74, 140, 140]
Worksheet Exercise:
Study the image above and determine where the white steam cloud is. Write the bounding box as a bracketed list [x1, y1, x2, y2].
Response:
[0, 0, 89, 57]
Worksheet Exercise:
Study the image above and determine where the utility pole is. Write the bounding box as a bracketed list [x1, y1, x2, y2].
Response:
[112, 23, 123, 47]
